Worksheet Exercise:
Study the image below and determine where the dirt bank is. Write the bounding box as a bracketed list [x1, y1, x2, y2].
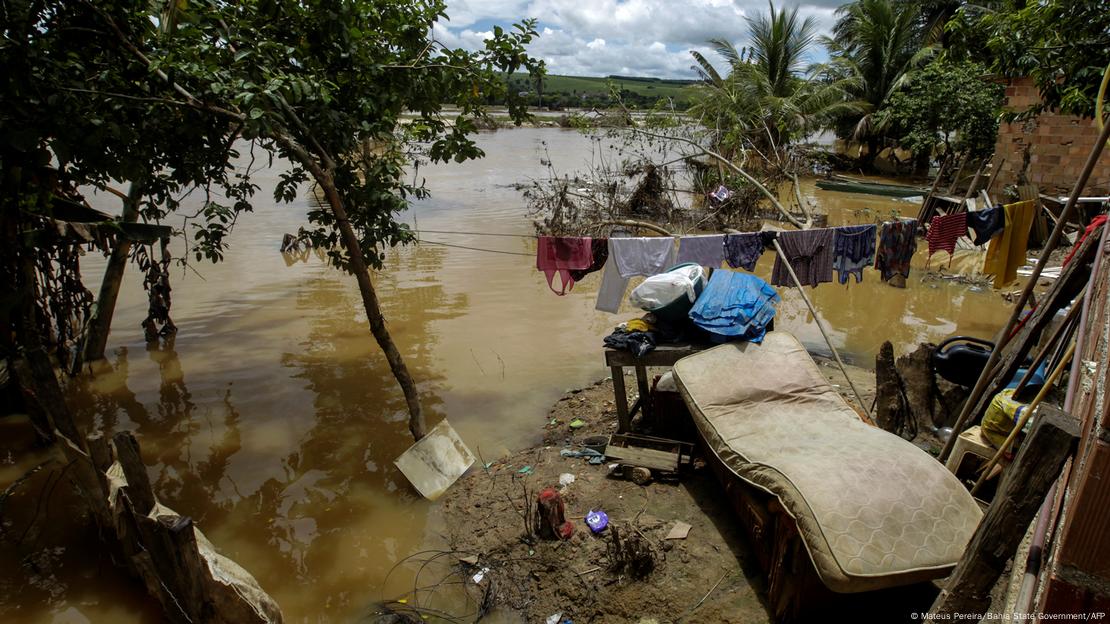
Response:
[436, 359, 943, 623]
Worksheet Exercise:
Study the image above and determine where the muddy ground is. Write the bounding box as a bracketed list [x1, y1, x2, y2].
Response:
[437, 358, 946, 623]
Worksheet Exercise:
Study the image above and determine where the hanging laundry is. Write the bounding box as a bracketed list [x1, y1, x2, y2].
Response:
[771, 228, 834, 288]
[925, 212, 968, 265]
[676, 234, 725, 267]
[983, 200, 1036, 288]
[536, 236, 593, 295]
[595, 236, 676, 313]
[724, 232, 764, 271]
[967, 206, 1005, 245]
[832, 224, 877, 285]
[1063, 215, 1107, 266]
[688, 270, 779, 343]
[568, 237, 609, 281]
[670, 230, 723, 264]
[610, 237, 676, 278]
[874, 219, 919, 282]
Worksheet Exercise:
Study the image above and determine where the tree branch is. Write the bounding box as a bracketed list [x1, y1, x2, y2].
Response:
[622, 126, 805, 229]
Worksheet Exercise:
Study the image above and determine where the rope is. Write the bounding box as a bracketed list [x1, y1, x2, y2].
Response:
[412, 228, 537, 239]
[415, 238, 533, 257]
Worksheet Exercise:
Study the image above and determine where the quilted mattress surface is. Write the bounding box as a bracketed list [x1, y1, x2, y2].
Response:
[673, 333, 982, 592]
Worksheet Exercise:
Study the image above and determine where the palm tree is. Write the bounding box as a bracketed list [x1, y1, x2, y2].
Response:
[823, 0, 930, 164]
[689, 2, 862, 158]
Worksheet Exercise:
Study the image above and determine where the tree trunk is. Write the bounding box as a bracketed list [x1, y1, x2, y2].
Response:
[317, 175, 426, 441]
[85, 182, 142, 362]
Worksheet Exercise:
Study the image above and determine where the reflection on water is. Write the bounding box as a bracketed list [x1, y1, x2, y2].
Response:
[0, 128, 1013, 622]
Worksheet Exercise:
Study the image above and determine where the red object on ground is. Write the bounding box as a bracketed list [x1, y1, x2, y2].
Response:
[536, 487, 574, 540]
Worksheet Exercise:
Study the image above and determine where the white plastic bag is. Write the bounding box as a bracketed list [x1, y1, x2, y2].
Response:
[629, 264, 704, 310]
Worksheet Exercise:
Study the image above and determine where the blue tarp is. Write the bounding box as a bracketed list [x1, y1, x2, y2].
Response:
[688, 270, 780, 342]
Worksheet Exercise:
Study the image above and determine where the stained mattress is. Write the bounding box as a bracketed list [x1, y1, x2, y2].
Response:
[673, 333, 982, 593]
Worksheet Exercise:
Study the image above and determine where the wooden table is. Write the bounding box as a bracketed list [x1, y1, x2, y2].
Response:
[605, 343, 711, 432]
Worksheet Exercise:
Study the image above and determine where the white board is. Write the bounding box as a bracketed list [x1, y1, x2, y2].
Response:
[393, 419, 476, 500]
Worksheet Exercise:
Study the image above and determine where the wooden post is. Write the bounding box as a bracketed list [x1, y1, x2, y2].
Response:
[85, 182, 142, 362]
[112, 431, 155, 515]
[929, 405, 1079, 617]
[938, 129, 1110, 463]
[612, 366, 631, 433]
[55, 431, 113, 529]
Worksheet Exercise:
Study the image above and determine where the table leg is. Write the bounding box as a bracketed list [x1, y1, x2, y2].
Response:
[611, 366, 630, 433]
[635, 365, 652, 423]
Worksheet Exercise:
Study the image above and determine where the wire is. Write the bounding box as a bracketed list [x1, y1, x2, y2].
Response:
[415, 238, 533, 256]
[412, 228, 537, 239]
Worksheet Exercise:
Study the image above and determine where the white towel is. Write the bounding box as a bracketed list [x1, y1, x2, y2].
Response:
[610, 237, 676, 278]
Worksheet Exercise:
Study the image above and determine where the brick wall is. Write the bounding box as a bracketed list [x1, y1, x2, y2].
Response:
[992, 77, 1110, 195]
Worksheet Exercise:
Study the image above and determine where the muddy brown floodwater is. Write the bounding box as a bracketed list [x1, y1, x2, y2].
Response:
[0, 128, 1013, 623]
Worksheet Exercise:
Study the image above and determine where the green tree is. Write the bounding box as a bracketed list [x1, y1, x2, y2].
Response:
[689, 2, 859, 156]
[875, 59, 1003, 161]
[823, 0, 931, 163]
[945, 0, 1110, 117]
[2, 0, 543, 442]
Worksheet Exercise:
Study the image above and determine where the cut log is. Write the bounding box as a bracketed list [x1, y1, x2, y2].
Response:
[895, 343, 938, 431]
[112, 431, 155, 515]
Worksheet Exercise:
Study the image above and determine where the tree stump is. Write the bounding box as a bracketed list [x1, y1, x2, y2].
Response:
[874, 341, 909, 434]
[896, 343, 939, 431]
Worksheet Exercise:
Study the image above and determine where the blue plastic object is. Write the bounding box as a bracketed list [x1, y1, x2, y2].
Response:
[585, 509, 609, 533]
[688, 270, 780, 342]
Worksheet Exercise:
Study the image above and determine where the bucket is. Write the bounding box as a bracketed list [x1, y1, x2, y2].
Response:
[582, 434, 610, 455]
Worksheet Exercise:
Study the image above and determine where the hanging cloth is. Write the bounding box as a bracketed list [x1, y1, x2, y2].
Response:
[983, 200, 1036, 288]
[536, 236, 592, 295]
[925, 212, 968, 265]
[569, 238, 609, 281]
[771, 228, 835, 288]
[832, 224, 877, 285]
[724, 232, 765, 271]
[676, 234, 726, 267]
[1063, 215, 1108, 266]
[610, 237, 676, 279]
[967, 206, 1005, 245]
[874, 219, 919, 282]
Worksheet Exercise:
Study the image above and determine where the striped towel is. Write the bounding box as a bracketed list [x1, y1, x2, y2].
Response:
[926, 212, 968, 264]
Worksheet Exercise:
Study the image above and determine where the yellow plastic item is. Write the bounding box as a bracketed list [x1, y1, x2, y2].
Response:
[626, 318, 654, 333]
[981, 389, 1028, 448]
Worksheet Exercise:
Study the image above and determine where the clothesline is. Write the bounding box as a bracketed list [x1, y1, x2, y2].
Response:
[413, 228, 537, 239]
[415, 238, 533, 256]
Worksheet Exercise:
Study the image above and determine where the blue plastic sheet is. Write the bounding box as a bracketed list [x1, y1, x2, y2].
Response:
[688, 270, 780, 342]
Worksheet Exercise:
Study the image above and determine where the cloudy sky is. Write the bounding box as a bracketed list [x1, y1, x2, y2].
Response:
[435, 0, 843, 79]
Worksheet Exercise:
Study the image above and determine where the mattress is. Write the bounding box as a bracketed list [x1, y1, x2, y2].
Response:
[673, 333, 982, 593]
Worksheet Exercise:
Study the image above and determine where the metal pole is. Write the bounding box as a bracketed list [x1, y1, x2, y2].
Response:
[939, 116, 1110, 462]
[771, 238, 871, 420]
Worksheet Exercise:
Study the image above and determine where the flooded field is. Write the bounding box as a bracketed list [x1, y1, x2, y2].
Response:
[0, 128, 1012, 622]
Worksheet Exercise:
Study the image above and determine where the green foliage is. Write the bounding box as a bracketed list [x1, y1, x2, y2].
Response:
[0, 0, 252, 262]
[1, 0, 542, 272]
[875, 59, 1003, 158]
[945, 0, 1110, 118]
[823, 0, 930, 143]
[688, 2, 861, 156]
[504, 74, 695, 109]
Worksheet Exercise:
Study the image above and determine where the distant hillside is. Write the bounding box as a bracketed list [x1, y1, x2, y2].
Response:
[505, 73, 699, 109]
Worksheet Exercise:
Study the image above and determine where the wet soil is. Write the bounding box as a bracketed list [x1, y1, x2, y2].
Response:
[439, 360, 942, 623]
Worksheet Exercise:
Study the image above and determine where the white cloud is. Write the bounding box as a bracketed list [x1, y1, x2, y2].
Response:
[436, 0, 838, 78]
